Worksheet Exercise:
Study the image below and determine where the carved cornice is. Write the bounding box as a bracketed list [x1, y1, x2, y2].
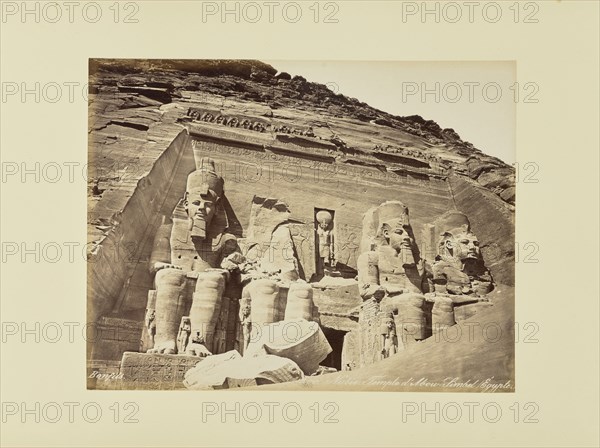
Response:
[187, 122, 448, 182]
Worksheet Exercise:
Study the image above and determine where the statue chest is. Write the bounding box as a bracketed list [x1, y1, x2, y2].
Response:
[377, 249, 407, 277]
[169, 218, 222, 272]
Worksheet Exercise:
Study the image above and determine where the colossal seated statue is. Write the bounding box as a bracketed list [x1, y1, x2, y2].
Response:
[420, 210, 493, 328]
[357, 201, 427, 344]
[357, 201, 422, 299]
[146, 158, 244, 357]
[236, 197, 319, 353]
[421, 211, 493, 302]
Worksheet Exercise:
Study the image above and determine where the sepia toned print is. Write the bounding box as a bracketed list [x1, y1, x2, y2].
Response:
[87, 59, 515, 391]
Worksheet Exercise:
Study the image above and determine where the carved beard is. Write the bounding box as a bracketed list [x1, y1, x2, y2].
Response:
[190, 216, 208, 240]
[399, 246, 415, 266]
[385, 238, 416, 267]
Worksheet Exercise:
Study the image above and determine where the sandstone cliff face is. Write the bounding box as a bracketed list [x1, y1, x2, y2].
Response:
[88, 60, 514, 196]
[87, 59, 515, 327]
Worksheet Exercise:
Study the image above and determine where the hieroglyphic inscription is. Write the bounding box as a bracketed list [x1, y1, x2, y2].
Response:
[120, 352, 202, 390]
[358, 299, 382, 368]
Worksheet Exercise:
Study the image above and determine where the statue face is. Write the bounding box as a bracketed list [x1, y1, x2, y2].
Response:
[316, 210, 333, 231]
[187, 194, 215, 221]
[455, 232, 480, 260]
[445, 232, 480, 260]
[185, 189, 218, 240]
[383, 224, 412, 253]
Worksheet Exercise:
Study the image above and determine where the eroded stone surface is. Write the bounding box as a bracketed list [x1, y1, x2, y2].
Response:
[245, 318, 332, 375]
[88, 60, 514, 391]
[183, 351, 303, 390]
[120, 352, 202, 390]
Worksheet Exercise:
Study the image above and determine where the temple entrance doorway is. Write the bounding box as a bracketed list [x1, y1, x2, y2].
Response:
[320, 327, 347, 371]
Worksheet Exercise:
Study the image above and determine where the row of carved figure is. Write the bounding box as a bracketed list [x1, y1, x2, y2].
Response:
[372, 144, 441, 162]
[186, 108, 316, 137]
[143, 158, 493, 361]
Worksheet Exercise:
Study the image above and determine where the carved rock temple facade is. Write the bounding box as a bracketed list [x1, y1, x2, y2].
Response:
[87, 66, 515, 390]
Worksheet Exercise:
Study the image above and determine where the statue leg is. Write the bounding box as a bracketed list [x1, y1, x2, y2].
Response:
[381, 293, 427, 346]
[245, 278, 280, 342]
[247, 278, 280, 325]
[431, 296, 456, 335]
[148, 268, 187, 354]
[284, 281, 314, 321]
[188, 271, 225, 355]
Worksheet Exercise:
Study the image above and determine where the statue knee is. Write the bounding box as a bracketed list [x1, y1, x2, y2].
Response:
[152, 269, 187, 349]
[251, 278, 279, 296]
[195, 270, 226, 293]
[247, 278, 280, 326]
[431, 296, 455, 334]
[285, 280, 315, 321]
[382, 293, 427, 342]
[155, 268, 186, 289]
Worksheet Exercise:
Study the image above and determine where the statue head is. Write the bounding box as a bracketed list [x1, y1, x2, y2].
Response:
[380, 312, 396, 335]
[184, 158, 224, 241]
[241, 303, 251, 315]
[180, 316, 191, 330]
[377, 202, 414, 260]
[381, 219, 412, 253]
[440, 229, 481, 261]
[316, 210, 333, 231]
[433, 212, 481, 262]
[423, 211, 492, 295]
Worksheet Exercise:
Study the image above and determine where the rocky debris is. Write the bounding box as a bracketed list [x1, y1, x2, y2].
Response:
[275, 71, 292, 80]
[90, 59, 277, 79]
[250, 68, 271, 82]
[465, 158, 515, 205]
[311, 366, 338, 376]
[183, 350, 303, 390]
[245, 318, 333, 375]
[373, 117, 392, 127]
[499, 186, 516, 203]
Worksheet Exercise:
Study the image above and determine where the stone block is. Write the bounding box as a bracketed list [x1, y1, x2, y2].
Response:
[119, 352, 202, 390]
[183, 351, 303, 389]
[245, 318, 332, 375]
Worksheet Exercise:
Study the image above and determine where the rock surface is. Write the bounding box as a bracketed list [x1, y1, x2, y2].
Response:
[88, 59, 514, 390]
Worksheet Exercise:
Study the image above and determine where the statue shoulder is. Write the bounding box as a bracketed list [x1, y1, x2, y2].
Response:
[358, 250, 379, 265]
